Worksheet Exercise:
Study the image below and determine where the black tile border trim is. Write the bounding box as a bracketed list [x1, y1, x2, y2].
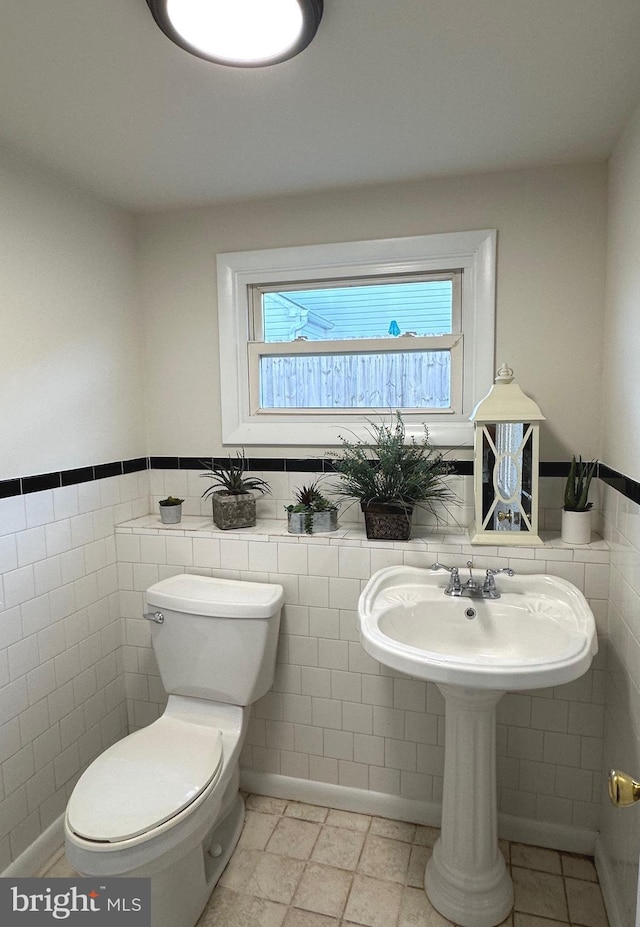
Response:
[539, 461, 570, 478]
[0, 479, 21, 499]
[2, 457, 639, 507]
[61, 466, 95, 487]
[599, 463, 640, 506]
[0, 458, 148, 500]
[21, 472, 61, 494]
[179, 457, 495, 478]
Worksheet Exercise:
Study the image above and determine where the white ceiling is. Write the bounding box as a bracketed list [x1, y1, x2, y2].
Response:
[2, 0, 640, 211]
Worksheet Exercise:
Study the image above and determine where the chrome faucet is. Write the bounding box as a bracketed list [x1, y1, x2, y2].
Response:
[431, 561, 515, 599]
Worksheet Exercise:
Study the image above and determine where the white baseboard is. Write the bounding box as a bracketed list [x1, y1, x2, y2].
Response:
[595, 834, 627, 927]
[240, 770, 597, 855]
[241, 769, 443, 826]
[497, 812, 596, 855]
[2, 814, 65, 877]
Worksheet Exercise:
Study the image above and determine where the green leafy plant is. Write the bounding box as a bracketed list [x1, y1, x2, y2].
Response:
[329, 411, 457, 517]
[200, 450, 271, 499]
[287, 481, 337, 513]
[159, 496, 184, 506]
[286, 480, 338, 534]
[563, 456, 597, 512]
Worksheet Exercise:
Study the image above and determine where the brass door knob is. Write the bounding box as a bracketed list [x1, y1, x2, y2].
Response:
[608, 769, 640, 807]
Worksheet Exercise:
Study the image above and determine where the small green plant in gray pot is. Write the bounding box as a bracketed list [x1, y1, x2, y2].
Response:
[159, 496, 184, 524]
[561, 455, 596, 544]
[329, 411, 457, 540]
[286, 481, 339, 534]
[201, 451, 270, 530]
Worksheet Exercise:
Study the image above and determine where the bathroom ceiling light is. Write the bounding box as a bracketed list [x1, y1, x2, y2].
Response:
[146, 0, 323, 67]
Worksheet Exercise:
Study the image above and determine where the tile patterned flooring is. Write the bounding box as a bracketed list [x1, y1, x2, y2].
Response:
[44, 794, 610, 927]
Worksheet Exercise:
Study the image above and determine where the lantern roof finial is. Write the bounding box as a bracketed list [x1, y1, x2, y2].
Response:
[495, 363, 514, 383]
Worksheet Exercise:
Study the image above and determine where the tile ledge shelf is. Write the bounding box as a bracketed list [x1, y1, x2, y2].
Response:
[115, 514, 609, 558]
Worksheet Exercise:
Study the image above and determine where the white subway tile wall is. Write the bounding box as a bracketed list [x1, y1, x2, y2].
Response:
[121, 469, 610, 839]
[599, 482, 640, 927]
[0, 472, 149, 870]
[0, 465, 613, 875]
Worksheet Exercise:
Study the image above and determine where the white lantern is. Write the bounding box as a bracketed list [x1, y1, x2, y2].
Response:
[470, 364, 545, 546]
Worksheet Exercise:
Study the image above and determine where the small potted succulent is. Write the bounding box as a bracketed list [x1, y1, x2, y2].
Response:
[329, 411, 457, 540]
[201, 450, 270, 530]
[561, 455, 597, 544]
[286, 481, 339, 534]
[158, 496, 184, 524]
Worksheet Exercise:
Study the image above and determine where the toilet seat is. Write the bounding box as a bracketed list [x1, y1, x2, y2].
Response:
[66, 717, 224, 843]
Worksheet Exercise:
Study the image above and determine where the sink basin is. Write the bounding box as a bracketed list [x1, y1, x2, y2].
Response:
[358, 565, 598, 690]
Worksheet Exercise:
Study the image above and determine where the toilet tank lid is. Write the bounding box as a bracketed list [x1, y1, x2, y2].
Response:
[146, 573, 284, 618]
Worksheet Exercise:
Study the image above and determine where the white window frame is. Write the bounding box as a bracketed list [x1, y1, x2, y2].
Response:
[217, 229, 496, 446]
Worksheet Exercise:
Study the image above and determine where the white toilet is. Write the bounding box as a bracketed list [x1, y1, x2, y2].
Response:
[65, 573, 284, 927]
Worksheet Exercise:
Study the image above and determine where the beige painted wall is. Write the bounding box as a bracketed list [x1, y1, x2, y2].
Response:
[598, 96, 640, 927]
[137, 162, 607, 461]
[0, 147, 146, 481]
[603, 101, 640, 482]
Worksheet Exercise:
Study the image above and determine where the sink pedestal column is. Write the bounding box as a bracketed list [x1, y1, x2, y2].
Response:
[425, 685, 513, 927]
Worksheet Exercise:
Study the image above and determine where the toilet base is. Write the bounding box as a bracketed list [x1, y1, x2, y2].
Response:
[66, 701, 251, 927]
[149, 791, 245, 927]
[68, 777, 245, 927]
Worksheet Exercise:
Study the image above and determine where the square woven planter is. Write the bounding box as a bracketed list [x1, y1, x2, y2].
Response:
[212, 491, 256, 530]
[361, 502, 413, 541]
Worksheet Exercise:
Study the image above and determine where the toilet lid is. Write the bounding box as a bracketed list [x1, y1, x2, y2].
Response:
[67, 718, 224, 842]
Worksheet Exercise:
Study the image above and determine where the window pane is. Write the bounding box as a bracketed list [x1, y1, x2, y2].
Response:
[259, 351, 451, 409]
[262, 280, 453, 342]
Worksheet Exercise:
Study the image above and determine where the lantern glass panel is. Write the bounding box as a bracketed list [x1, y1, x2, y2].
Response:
[480, 423, 534, 533]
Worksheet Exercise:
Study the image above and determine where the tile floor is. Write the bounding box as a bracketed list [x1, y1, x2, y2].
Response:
[44, 794, 609, 927]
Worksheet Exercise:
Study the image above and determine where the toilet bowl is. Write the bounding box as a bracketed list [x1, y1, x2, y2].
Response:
[65, 574, 284, 927]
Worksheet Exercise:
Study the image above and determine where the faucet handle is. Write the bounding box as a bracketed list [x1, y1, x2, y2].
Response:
[482, 566, 515, 596]
[431, 563, 462, 594]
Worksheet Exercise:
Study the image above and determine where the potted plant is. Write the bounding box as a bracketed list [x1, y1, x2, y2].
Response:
[200, 450, 270, 530]
[329, 412, 457, 540]
[561, 455, 597, 544]
[286, 481, 339, 534]
[158, 496, 184, 524]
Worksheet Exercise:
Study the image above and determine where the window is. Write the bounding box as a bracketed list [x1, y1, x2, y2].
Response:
[249, 273, 461, 413]
[217, 230, 496, 446]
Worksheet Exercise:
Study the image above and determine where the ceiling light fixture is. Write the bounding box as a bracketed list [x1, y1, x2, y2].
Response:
[146, 0, 323, 67]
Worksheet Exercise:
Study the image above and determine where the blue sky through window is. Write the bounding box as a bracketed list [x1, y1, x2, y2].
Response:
[262, 280, 453, 342]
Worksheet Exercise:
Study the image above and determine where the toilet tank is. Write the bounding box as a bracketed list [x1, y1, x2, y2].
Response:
[145, 574, 284, 705]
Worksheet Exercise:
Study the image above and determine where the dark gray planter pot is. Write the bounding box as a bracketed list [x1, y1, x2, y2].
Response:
[212, 491, 256, 530]
[287, 509, 339, 535]
[159, 502, 182, 524]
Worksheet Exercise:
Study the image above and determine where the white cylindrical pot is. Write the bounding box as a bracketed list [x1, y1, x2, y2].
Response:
[561, 509, 591, 545]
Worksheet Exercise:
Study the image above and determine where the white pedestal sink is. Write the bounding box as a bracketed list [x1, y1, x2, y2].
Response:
[358, 566, 598, 927]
